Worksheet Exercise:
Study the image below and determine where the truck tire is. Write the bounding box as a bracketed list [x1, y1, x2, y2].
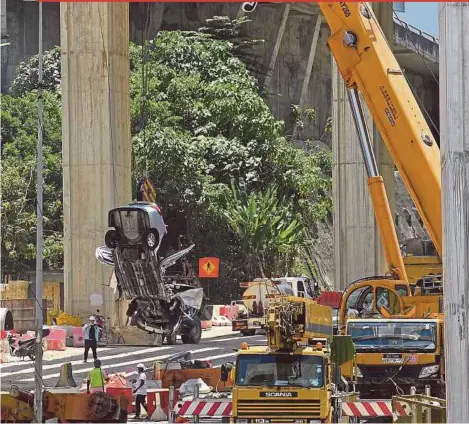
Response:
[181, 317, 202, 344]
[241, 329, 256, 336]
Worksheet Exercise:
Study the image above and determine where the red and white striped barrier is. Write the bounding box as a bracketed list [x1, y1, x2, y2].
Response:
[341, 400, 406, 418]
[174, 399, 232, 418]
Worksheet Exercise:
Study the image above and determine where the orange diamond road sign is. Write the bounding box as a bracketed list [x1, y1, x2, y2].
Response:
[199, 257, 220, 278]
[142, 178, 157, 203]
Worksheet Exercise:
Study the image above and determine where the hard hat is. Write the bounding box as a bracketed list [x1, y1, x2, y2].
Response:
[137, 363, 145, 369]
[94, 359, 102, 367]
[89, 316, 96, 321]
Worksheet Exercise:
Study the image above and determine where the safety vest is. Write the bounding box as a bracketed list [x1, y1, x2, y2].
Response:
[89, 368, 105, 389]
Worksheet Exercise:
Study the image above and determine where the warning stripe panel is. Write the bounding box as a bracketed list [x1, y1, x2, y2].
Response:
[175, 400, 232, 417]
[393, 401, 407, 416]
[342, 401, 394, 417]
[192, 402, 206, 416]
[377, 401, 392, 416]
[207, 402, 221, 416]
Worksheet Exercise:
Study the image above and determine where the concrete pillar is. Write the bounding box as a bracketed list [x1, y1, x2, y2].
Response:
[332, 3, 395, 289]
[440, 3, 469, 420]
[61, 3, 131, 320]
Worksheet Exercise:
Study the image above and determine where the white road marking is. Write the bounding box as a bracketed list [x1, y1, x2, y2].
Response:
[208, 335, 262, 343]
[198, 352, 236, 361]
[18, 347, 218, 382]
[1, 345, 174, 378]
[0, 347, 115, 369]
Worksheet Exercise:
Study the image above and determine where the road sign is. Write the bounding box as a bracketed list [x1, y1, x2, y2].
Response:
[199, 257, 220, 278]
[142, 178, 157, 203]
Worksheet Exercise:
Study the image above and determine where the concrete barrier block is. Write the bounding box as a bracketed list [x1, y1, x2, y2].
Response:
[44, 339, 66, 351]
[44, 327, 67, 345]
[0, 340, 12, 363]
[72, 327, 85, 347]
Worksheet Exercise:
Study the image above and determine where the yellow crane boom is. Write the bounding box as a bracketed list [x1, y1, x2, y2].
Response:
[319, 2, 442, 259]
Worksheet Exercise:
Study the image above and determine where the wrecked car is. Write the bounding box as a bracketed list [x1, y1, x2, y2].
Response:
[96, 201, 204, 346]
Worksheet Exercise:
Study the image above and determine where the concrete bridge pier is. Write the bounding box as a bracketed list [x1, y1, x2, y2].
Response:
[61, 2, 131, 320]
[332, 3, 395, 289]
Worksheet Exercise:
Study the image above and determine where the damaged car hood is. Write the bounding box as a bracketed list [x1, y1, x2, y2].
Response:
[175, 287, 204, 310]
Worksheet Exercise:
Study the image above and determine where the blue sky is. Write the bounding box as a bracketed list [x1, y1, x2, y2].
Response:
[395, 2, 439, 37]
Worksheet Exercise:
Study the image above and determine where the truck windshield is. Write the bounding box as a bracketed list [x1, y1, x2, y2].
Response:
[236, 354, 324, 388]
[347, 321, 437, 352]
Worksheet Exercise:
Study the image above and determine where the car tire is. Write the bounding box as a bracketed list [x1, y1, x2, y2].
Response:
[181, 317, 202, 344]
[105, 229, 119, 249]
[241, 329, 256, 336]
[143, 229, 159, 251]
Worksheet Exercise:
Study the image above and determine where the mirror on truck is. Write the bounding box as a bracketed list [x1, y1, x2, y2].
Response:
[220, 362, 234, 382]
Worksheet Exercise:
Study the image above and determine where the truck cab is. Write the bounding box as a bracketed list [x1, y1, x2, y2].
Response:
[346, 318, 445, 398]
[232, 344, 332, 423]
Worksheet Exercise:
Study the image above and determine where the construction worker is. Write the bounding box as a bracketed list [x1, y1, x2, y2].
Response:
[132, 363, 148, 419]
[86, 359, 109, 394]
[83, 315, 100, 363]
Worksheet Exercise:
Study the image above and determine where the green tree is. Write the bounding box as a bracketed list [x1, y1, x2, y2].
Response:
[1, 92, 63, 273]
[224, 183, 304, 278]
[3, 24, 332, 301]
[10, 47, 61, 96]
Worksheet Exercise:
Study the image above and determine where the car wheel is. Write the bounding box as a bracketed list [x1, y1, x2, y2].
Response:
[241, 329, 256, 336]
[143, 229, 159, 251]
[105, 229, 119, 248]
[181, 317, 202, 344]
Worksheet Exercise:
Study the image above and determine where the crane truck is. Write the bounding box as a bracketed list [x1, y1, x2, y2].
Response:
[315, 1, 445, 398]
[232, 277, 318, 336]
[223, 296, 358, 423]
[243, 0, 445, 399]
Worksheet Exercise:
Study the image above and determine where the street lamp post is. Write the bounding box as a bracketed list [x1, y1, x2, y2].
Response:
[30, 0, 44, 421]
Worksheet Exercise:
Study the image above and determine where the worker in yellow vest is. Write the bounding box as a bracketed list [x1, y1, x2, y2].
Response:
[87, 359, 109, 394]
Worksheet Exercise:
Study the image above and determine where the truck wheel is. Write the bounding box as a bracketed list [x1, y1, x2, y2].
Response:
[181, 317, 202, 344]
[105, 229, 118, 248]
[241, 329, 256, 336]
[166, 332, 177, 345]
[143, 229, 159, 251]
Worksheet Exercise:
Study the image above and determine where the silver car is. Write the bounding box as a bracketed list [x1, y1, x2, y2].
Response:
[96, 201, 204, 346]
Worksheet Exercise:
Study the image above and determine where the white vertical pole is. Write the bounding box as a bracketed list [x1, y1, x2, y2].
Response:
[34, 1, 44, 422]
[440, 2, 469, 422]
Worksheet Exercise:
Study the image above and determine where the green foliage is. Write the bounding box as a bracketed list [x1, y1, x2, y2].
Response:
[10, 47, 61, 96]
[225, 183, 304, 278]
[3, 24, 332, 300]
[1, 91, 63, 273]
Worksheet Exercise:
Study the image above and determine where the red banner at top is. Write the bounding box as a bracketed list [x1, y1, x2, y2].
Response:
[38, 1, 443, 3]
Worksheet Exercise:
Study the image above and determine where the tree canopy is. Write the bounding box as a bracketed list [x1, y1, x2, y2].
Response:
[2, 23, 332, 300]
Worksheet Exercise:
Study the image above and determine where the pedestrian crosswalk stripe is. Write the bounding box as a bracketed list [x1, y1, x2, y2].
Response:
[18, 347, 218, 382]
[1, 345, 173, 378]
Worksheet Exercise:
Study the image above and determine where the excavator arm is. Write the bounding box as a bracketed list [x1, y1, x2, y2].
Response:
[318, 2, 442, 258]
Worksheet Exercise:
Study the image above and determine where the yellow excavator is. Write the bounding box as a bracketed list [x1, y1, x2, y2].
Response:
[317, 2, 445, 398]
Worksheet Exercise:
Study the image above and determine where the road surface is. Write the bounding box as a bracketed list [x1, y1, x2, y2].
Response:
[0, 332, 266, 392]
